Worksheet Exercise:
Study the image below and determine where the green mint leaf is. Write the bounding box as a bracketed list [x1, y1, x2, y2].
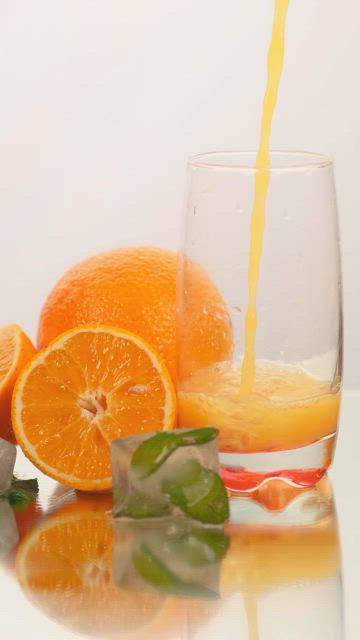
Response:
[116, 491, 170, 519]
[162, 460, 229, 525]
[178, 428, 218, 446]
[133, 543, 218, 599]
[3, 477, 39, 511]
[131, 432, 182, 480]
[130, 428, 218, 481]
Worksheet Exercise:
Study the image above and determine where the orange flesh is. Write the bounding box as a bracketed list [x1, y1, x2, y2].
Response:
[13, 326, 176, 490]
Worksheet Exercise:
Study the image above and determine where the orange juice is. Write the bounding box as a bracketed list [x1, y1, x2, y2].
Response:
[178, 362, 340, 453]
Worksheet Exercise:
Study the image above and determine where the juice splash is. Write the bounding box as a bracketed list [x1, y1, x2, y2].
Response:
[240, 0, 290, 398]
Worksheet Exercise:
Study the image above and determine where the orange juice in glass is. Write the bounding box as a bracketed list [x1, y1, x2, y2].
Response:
[177, 150, 342, 491]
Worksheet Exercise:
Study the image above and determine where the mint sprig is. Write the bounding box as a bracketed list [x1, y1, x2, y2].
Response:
[131, 432, 182, 480]
[130, 428, 218, 480]
[116, 490, 170, 519]
[162, 460, 229, 525]
[118, 428, 229, 525]
[177, 428, 218, 446]
[1, 477, 39, 511]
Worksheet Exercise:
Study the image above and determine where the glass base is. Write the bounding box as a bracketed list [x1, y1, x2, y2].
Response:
[220, 432, 336, 492]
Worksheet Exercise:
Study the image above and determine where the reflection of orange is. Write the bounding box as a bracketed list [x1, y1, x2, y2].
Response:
[37, 246, 233, 382]
[16, 496, 185, 639]
[14, 501, 42, 539]
[0, 324, 36, 442]
[3, 501, 43, 575]
[12, 326, 176, 491]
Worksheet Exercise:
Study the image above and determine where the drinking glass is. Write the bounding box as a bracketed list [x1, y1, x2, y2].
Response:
[177, 151, 342, 491]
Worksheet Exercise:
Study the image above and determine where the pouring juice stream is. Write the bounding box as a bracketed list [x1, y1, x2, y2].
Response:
[239, 0, 289, 399]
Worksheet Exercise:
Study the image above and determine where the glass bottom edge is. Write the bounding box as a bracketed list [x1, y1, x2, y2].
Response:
[220, 432, 336, 492]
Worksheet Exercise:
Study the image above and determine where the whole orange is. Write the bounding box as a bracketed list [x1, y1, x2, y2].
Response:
[0, 324, 36, 442]
[37, 246, 232, 382]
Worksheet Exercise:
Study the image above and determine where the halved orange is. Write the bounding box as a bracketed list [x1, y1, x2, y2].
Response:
[0, 324, 36, 442]
[16, 496, 184, 639]
[12, 325, 176, 491]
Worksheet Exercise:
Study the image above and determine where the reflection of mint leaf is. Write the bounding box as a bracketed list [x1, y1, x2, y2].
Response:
[131, 432, 182, 480]
[167, 529, 229, 566]
[191, 529, 230, 561]
[3, 477, 39, 511]
[130, 428, 218, 480]
[116, 491, 170, 519]
[133, 543, 218, 599]
[162, 460, 229, 525]
[181, 529, 229, 565]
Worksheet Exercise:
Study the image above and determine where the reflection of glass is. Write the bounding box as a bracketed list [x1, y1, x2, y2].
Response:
[229, 477, 334, 526]
[177, 152, 342, 491]
[187, 478, 344, 640]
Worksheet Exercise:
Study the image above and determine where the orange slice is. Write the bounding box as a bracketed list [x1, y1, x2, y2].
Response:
[16, 496, 184, 639]
[12, 325, 176, 491]
[0, 324, 36, 442]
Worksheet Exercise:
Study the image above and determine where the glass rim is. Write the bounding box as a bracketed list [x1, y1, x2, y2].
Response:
[188, 150, 333, 172]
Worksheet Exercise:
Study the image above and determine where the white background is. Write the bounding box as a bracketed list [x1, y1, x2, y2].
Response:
[0, 0, 358, 388]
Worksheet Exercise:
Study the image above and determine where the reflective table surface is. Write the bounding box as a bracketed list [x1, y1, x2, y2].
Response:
[1, 393, 359, 639]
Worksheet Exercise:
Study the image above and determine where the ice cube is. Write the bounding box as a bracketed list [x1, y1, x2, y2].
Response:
[111, 428, 229, 524]
[0, 437, 17, 494]
[113, 516, 229, 599]
[0, 501, 19, 559]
